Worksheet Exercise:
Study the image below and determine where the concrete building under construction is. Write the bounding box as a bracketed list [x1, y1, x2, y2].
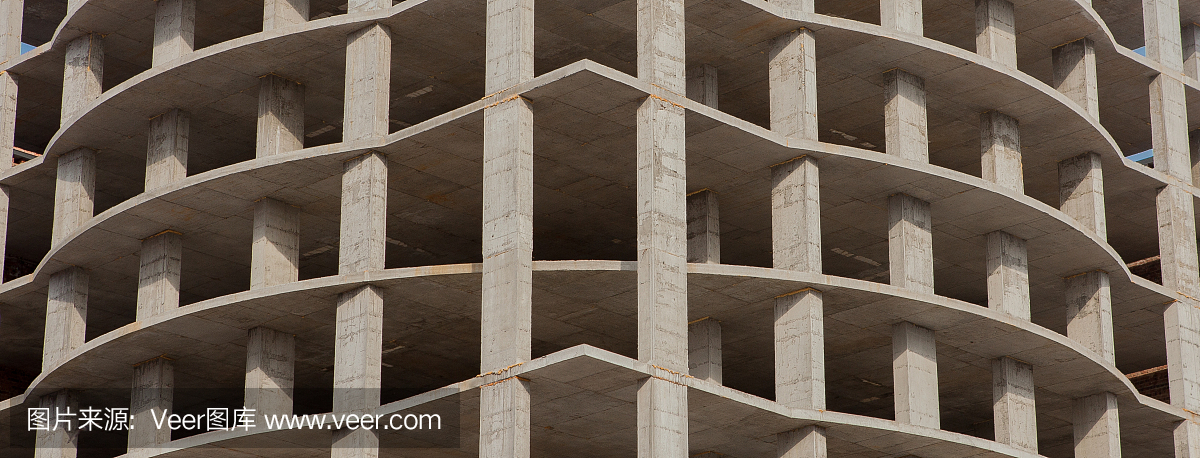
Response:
[4, 0, 1200, 457]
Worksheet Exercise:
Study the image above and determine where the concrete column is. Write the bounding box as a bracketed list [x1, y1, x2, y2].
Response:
[1143, 0, 1184, 72]
[1052, 38, 1099, 119]
[61, 33, 102, 124]
[1073, 392, 1120, 458]
[343, 24, 391, 142]
[1058, 152, 1106, 239]
[771, 156, 820, 272]
[245, 327, 295, 415]
[992, 357, 1037, 453]
[769, 28, 817, 140]
[128, 357, 173, 452]
[258, 75, 305, 158]
[480, 377, 532, 458]
[986, 231, 1029, 320]
[975, 0, 1016, 68]
[145, 109, 189, 191]
[52, 148, 95, 244]
[1065, 271, 1115, 363]
[1158, 185, 1200, 297]
[1167, 298, 1200, 452]
[686, 65, 718, 109]
[775, 289, 824, 410]
[888, 194, 933, 294]
[34, 391, 78, 458]
[348, 0, 389, 13]
[0, 0, 22, 60]
[686, 189, 720, 264]
[0, 71, 15, 169]
[980, 110, 1022, 193]
[0, 186, 9, 279]
[42, 267, 87, 372]
[152, 0, 194, 67]
[881, 0, 923, 35]
[252, 198, 299, 289]
[339, 152, 386, 274]
[264, 0, 309, 31]
[1151, 75, 1192, 183]
[1185, 24, 1200, 80]
[893, 321, 939, 428]
[884, 69, 928, 163]
[136, 231, 182, 321]
[777, 426, 826, 458]
[688, 318, 721, 384]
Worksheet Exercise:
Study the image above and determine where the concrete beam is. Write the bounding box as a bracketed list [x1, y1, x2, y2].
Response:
[245, 327, 295, 415]
[257, 75, 305, 158]
[769, 29, 817, 140]
[35, 391, 78, 458]
[1073, 392, 1120, 458]
[688, 318, 722, 384]
[771, 156, 820, 272]
[136, 231, 182, 321]
[61, 33, 103, 124]
[343, 25, 391, 141]
[881, 0, 923, 35]
[884, 69, 928, 163]
[1151, 75, 1192, 183]
[1143, 0, 1184, 71]
[252, 198, 300, 289]
[146, 109, 189, 191]
[339, 152, 386, 274]
[775, 289, 824, 410]
[686, 189, 720, 264]
[1065, 271, 1114, 364]
[686, 64, 718, 109]
[1058, 152, 1106, 239]
[975, 0, 1016, 68]
[986, 231, 1029, 320]
[888, 194, 933, 294]
[980, 110, 1022, 193]
[893, 321, 939, 429]
[264, 0, 309, 31]
[992, 357, 1037, 453]
[128, 357, 173, 452]
[52, 148, 95, 245]
[0, 71, 14, 169]
[1186, 24, 1200, 80]
[43, 267, 87, 372]
[778, 426, 827, 458]
[152, 0, 195, 67]
[1052, 38, 1099, 119]
[0, 0, 21, 60]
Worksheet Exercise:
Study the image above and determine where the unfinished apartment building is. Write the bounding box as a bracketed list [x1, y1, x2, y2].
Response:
[4, 0, 1200, 457]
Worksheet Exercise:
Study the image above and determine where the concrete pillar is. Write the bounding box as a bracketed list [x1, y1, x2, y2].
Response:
[993, 357, 1037, 453]
[257, 75, 305, 158]
[34, 391, 78, 458]
[152, 0, 194, 66]
[1052, 38, 1099, 119]
[1073, 392, 1121, 458]
[339, 153, 386, 274]
[893, 321, 939, 428]
[686, 65, 718, 109]
[688, 318, 722, 384]
[686, 190, 719, 264]
[771, 156, 821, 273]
[128, 357, 173, 452]
[1065, 271, 1115, 363]
[136, 231, 182, 321]
[1151, 75, 1191, 183]
[888, 194, 934, 294]
[1158, 185, 1200, 297]
[975, 0, 1016, 68]
[1058, 152, 1106, 239]
[52, 148, 95, 244]
[0, 0, 22, 61]
[145, 109, 189, 191]
[775, 289, 824, 410]
[343, 25, 391, 142]
[777, 426, 827, 458]
[348, 0, 389, 13]
[1185, 24, 1200, 80]
[881, 0, 923, 35]
[884, 69, 928, 163]
[264, 0, 309, 31]
[1167, 298, 1200, 454]
[1143, 0, 1184, 72]
[769, 28, 817, 140]
[42, 267, 87, 372]
[0, 71, 15, 169]
[245, 327, 295, 415]
[480, 377, 531, 458]
[986, 231, 1030, 320]
[980, 110, 1022, 193]
[251, 198, 299, 289]
[61, 33, 102, 124]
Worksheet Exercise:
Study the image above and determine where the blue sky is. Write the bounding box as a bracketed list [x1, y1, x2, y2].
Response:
[19, 43, 32, 54]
